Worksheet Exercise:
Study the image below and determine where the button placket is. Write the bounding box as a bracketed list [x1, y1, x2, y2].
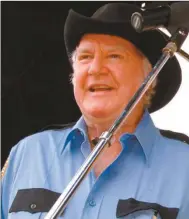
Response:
[89, 199, 96, 207]
[82, 196, 104, 219]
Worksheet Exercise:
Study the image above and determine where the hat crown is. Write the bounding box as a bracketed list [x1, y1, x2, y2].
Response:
[92, 3, 140, 22]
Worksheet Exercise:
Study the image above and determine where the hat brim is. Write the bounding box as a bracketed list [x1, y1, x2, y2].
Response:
[64, 10, 182, 113]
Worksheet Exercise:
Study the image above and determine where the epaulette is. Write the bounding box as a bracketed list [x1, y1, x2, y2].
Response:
[159, 129, 189, 144]
[40, 122, 76, 132]
[1, 158, 9, 179]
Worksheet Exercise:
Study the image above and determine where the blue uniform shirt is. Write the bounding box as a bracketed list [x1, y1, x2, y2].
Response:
[1, 111, 189, 219]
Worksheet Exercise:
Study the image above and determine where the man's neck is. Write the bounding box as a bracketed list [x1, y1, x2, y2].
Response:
[86, 107, 144, 149]
[84, 107, 144, 177]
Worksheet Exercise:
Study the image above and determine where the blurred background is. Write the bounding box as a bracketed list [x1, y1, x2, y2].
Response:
[1, 1, 188, 165]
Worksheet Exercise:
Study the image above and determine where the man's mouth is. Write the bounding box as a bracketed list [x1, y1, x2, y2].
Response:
[89, 85, 113, 92]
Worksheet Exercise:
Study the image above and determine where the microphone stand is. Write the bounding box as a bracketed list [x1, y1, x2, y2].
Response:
[44, 27, 188, 219]
[176, 48, 189, 62]
[158, 28, 189, 62]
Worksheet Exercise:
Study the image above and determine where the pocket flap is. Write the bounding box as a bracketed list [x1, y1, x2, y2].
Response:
[9, 188, 61, 214]
[116, 198, 179, 219]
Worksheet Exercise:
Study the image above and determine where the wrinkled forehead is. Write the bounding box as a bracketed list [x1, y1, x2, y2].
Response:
[76, 34, 140, 54]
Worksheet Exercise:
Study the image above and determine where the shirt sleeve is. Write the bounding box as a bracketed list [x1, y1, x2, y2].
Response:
[177, 185, 189, 219]
[1, 140, 26, 219]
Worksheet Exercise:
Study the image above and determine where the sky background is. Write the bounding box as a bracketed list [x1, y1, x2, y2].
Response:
[152, 35, 189, 136]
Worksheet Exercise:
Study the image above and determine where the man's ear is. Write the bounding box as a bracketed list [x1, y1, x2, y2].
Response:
[72, 75, 76, 86]
[69, 72, 75, 86]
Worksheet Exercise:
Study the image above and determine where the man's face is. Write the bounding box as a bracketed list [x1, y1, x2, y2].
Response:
[72, 34, 146, 122]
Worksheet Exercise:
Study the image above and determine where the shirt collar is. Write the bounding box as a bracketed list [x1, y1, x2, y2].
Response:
[62, 110, 160, 164]
[61, 116, 88, 153]
[127, 110, 160, 164]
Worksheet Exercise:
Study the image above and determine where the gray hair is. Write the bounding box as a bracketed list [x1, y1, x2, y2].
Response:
[141, 55, 157, 108]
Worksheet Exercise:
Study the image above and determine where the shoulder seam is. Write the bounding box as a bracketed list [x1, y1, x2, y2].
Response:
[39, 122, 76, 132]
[159, 129, 189, 144]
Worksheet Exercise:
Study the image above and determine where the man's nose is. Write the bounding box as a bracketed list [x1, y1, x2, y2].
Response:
[88, 56, 104, 75]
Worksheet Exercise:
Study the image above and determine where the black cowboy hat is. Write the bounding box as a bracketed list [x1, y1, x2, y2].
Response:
[64, 3, 182, 113]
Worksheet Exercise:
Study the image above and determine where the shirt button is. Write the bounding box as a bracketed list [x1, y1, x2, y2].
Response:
[89, 199, 96, 207]
[30, 204, 37, 210]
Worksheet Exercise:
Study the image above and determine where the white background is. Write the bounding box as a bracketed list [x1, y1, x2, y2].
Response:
[152, 35, 189, 136]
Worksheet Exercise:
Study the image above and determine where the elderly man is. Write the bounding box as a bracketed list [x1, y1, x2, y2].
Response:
[1, 3, 189, 219]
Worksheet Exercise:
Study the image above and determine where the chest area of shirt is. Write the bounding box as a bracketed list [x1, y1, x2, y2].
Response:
[9, 159, 184, 219]
[8, 186, 181, 219]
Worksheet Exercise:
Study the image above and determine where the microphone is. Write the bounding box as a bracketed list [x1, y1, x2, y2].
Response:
[131, 2, 189, 34]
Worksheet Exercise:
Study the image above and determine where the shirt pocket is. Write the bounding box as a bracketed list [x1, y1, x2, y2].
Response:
[120, 210, 161, 219]
[7, 212, 65, 219]
[7, 211, 42, 219]
[8, 188, 63, 219]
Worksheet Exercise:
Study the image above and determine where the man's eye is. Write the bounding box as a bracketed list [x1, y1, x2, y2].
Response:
[78, 54, 93, 61]
[108, 54, 123, 59]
